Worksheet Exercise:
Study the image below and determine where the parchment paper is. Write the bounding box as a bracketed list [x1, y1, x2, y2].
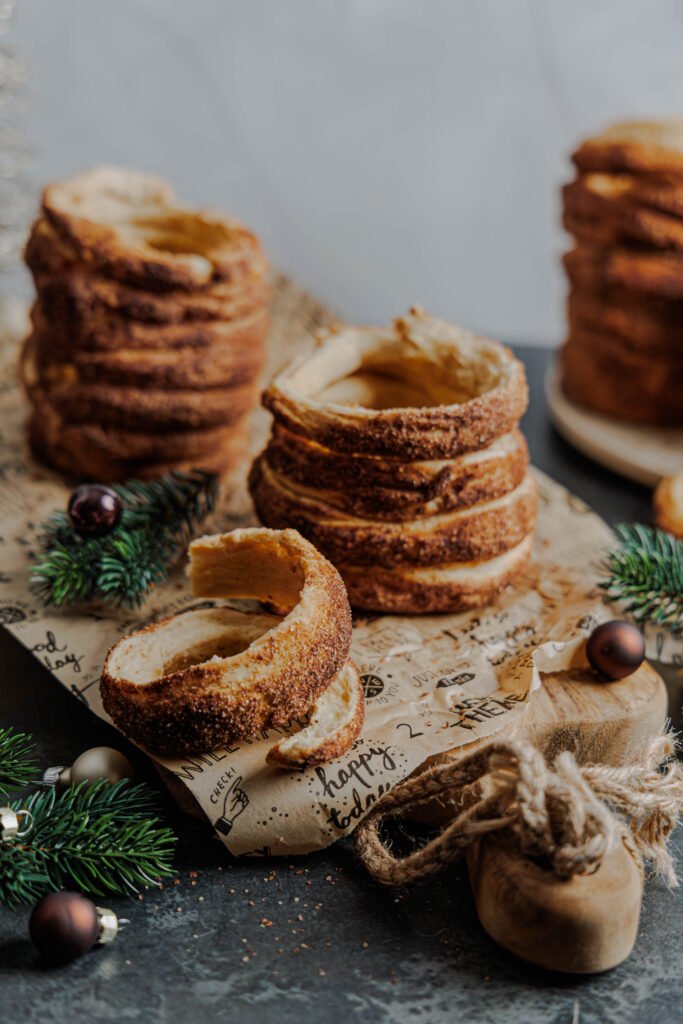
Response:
[0, 280, 678, 856]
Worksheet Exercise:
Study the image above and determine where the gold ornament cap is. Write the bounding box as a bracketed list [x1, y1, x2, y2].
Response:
[96, 907, 120, 945]
[0, 806, 32, 840]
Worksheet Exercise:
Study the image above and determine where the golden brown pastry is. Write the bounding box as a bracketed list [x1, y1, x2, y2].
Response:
[653, 471, 683, 538]
[572, 120, 683, 176]
[250, 309, 536, 614]
[561, 123, 683, 426]
[262, 425, 529, 521]
[262, 308, 528, 458]
[41, 167, 263, 290]
[22, 167, 271, 481]
[101, 528, 363, 758]
[250, 455, 537, 567]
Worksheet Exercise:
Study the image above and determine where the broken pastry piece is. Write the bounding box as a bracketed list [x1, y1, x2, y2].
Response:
[100, 528, 364, 764]
[267, 661, 364, 768]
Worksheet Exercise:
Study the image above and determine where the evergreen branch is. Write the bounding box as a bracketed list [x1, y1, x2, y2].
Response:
[600, 523, 683, 631]
[30, 470, 218, 608]
[3, 780, 176, 905]
[96, 531, 173, 608]
[0, 844, 49, 907]
[0, 727, 39, 798]
[31, 540, 101, 606]
[116, 470, 219, 537]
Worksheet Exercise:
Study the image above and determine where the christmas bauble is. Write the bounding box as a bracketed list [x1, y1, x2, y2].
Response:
[67, 485, 122, 537]
[586, 620, 645, 681]
[29, 892, 99, 964]
[63, 747, 134, 788]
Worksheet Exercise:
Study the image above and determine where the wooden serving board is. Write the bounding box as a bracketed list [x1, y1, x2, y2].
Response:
[409, 661, 668, 973]
[525, 659, 667, 764]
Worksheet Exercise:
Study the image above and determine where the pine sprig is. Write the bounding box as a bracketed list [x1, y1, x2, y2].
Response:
[31, 540, 102, 607]
[116, 472, 218, 537]
[1, 780, 176, 906]
[600, 523, 683, 631]
[0, 727, 39, 798]
[30, 470, 218, 608]
[0, 844, 49, 907]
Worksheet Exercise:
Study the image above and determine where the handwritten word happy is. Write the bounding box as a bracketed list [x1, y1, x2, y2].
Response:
[316, 746, 398, 831]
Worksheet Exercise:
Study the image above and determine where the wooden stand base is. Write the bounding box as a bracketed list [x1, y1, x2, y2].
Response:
[418, 660, 668, 973]
[468, 837, 643, 973]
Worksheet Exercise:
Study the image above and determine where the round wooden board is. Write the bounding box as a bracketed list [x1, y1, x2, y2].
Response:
[545, 361, 683, 487]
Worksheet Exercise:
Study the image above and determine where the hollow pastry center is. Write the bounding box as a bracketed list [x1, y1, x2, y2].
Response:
[130, 213, 236, 260]
[285, 332, 508, 411]
[107, 608, 280, 686]
[57, 181, 236, 262]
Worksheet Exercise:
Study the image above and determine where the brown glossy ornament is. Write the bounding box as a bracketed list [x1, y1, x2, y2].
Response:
[586, 620, 645, 681]
[29, 893, 100, 964]
[67, 484, 122, 537]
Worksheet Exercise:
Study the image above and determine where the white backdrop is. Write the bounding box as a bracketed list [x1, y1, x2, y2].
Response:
[12, 0, 683, 344]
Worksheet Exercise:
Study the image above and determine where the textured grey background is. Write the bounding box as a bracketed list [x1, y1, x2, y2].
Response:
[11, 0, 683, 343]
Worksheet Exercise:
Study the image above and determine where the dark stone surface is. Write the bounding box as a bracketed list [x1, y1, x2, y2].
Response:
[0, 347, 680, 1024]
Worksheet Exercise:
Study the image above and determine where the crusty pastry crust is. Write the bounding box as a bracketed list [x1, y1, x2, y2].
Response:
[563, 174, 683, 251]
[572, 120, 683, 175]
[101, 528, 353, 756]
[251, 308, 534, 612]
[250, 456, 537, 567]
[564, 204, 683, 252]
[564, 325, 683, 390]
[263, 308, 528, 459]
[41, 167, 265, 291]
[567, 320, 683, 374]
[30, 291, 269, 357]
[30, 400, 248, 463]
[266, 661, 364, 768]
[653, 471, 683, 538]
[23, 169, 271, 482]
[562, 337, 683, 423]
[26, 219, 270, 327]
[262, 425, 529, 521]
[338, 534, 535, 614]
[21, 338, 258, 431]
[28, 409, 250, 482]
[568, 287, 683, 353]
[564, 244, 683, 300]
[29, 317, 267, 391]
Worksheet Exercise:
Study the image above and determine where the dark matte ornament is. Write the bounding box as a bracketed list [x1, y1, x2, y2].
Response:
[67, 485, 122, 538]
[29, 892, 100, 964]
[586, 620, 645, 681]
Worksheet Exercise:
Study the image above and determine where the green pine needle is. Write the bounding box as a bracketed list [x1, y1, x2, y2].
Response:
[0, 844, 49, 907]
[31, 540, 102, 606]
[97, 530, 171, 603]
[30, 470, 218, 608]
[1, 780, 176, 906]
[0, 727, 39, 799]
[600, 523, 683, 631]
